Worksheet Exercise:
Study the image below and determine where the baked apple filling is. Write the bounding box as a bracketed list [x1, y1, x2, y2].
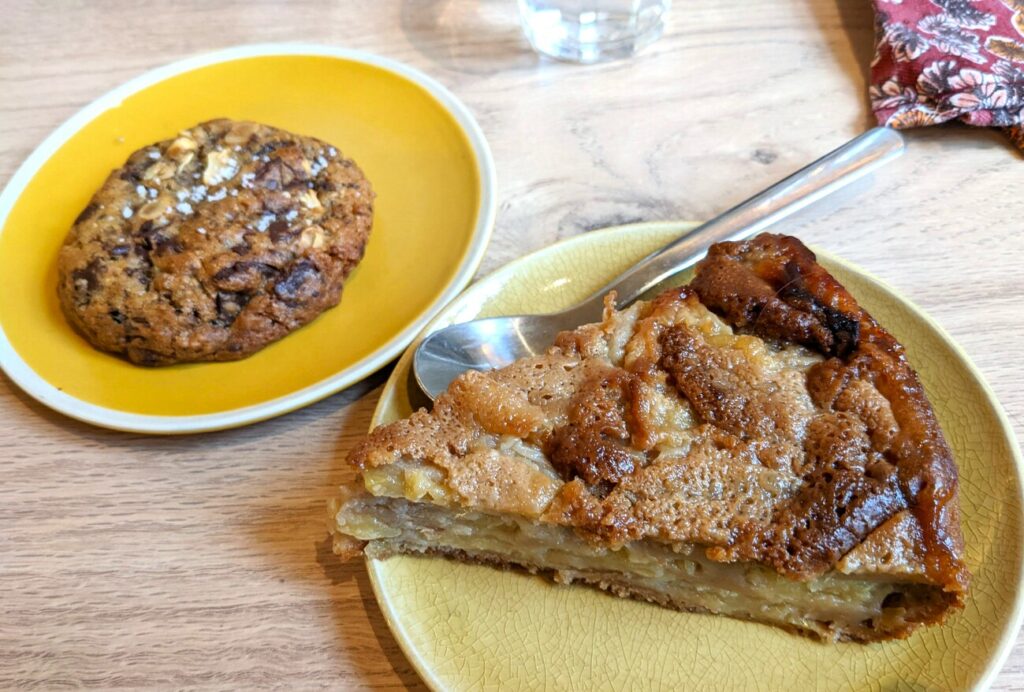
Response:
[331, 492, 952, 642]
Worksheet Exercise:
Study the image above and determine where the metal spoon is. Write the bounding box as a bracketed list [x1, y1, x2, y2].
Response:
[414, 127, 905, 401]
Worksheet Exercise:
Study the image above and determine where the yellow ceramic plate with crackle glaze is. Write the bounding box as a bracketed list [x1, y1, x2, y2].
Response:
[365, 222, 1024, 691]
[0, 44, 495, 433]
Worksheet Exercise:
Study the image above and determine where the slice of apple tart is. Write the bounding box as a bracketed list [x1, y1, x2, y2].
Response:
[329, 233, 968, 642]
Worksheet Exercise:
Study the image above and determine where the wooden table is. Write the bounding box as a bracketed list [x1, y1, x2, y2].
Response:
[2, 1, 1022, 688]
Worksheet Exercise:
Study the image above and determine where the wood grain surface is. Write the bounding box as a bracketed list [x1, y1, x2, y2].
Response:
[1, 1, 1021, 689]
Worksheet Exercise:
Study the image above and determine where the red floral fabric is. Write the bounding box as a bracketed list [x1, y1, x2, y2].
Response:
[871, 0, 1024, 149]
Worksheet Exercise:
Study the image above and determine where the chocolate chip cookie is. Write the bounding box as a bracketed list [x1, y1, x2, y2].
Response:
[57, 119, 374, 365]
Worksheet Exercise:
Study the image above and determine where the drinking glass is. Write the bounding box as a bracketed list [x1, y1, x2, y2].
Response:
[518, 0, 671, 63]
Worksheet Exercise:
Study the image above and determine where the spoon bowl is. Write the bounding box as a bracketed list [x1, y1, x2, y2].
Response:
[413, 311, 583, 401]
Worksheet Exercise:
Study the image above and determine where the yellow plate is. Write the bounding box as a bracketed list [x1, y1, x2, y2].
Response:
[365, 222, 1024, 691]
[0, 44, 495, 433]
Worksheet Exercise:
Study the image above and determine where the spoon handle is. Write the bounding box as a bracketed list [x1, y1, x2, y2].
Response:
[572, 127, 905, 317]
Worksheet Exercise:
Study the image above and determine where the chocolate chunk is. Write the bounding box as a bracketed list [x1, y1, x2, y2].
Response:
[214, 290, 251, 326]
[132, 348, 161, 366]
[263, 192, 293, 214]
[267, 220, 295, 244]
[273, 260, 320, 303]
[213, 261, 280, 290]
[139, 221, 183, 256]
[132, 242, 153, 265]
[74, 202, 99, 224]
[71, 259, 103, 294]
[154, 235, 184, 255]
[118, 168, 142, 183]
[255, 159, 293, 190]
[253, 140, 287, 157]
[138, 221, 161, 251]
[110, 244, 131, 257]
[125, 265, 152, 287]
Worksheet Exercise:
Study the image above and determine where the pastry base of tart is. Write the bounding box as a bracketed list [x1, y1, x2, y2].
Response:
[331, 493, 955, 643]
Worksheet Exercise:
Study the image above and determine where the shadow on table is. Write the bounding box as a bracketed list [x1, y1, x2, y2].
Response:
[399, 0, 539, 74]
[315, 537, 427, 691]
[311, 367, 429, 689]
[807, 0, 877, 131]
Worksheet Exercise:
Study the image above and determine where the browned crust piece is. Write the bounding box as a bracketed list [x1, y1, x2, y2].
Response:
[57, 118, 374, 365]
[688, 234, 968, 596]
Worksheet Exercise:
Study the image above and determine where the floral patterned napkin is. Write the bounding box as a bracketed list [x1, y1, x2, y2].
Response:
[871, 0, 1024, 150]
